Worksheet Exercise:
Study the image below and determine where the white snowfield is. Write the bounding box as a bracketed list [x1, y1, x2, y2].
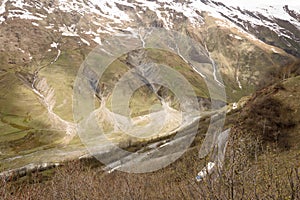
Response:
[0, 0, 298, 32]
[0, 0, 298, 58]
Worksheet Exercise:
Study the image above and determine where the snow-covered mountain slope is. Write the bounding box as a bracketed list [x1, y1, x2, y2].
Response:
[0, 0, 299, 55]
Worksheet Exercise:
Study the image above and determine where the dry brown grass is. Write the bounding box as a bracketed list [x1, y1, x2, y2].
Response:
[1, 130, 299, 200]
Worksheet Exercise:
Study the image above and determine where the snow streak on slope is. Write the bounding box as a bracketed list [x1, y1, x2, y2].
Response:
[210, 0, 300, 39]
[0, 0, 298, 29]
[0, 0, 8, 15]
[0, 0, 298, 50]
[221, 0, 300, 19]
[58, 0, 132, 22]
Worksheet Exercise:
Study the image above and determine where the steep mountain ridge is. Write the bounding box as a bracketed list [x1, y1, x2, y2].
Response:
[0, 0, 299, 55]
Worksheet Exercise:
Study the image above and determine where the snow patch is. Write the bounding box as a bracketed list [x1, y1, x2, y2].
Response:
[229, 34, 243, 40]
[93, 36, 102, 45]
[11, 0, 32, 9]
[0, 16, 5, 23]
[50, 42, 59, 48]
[59, 24, 79, 37]
[0, 0, 8, 15]
[80, 38, 90, 46]
[88, 0, 132, 23]
[134, 0, 161, 11]
[45, 24, 55, 29]
[8, 10, 43, 20]
[31, 22, 39, 26]
[35, 13, 47, 19]
[44, 7, 55, 14]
